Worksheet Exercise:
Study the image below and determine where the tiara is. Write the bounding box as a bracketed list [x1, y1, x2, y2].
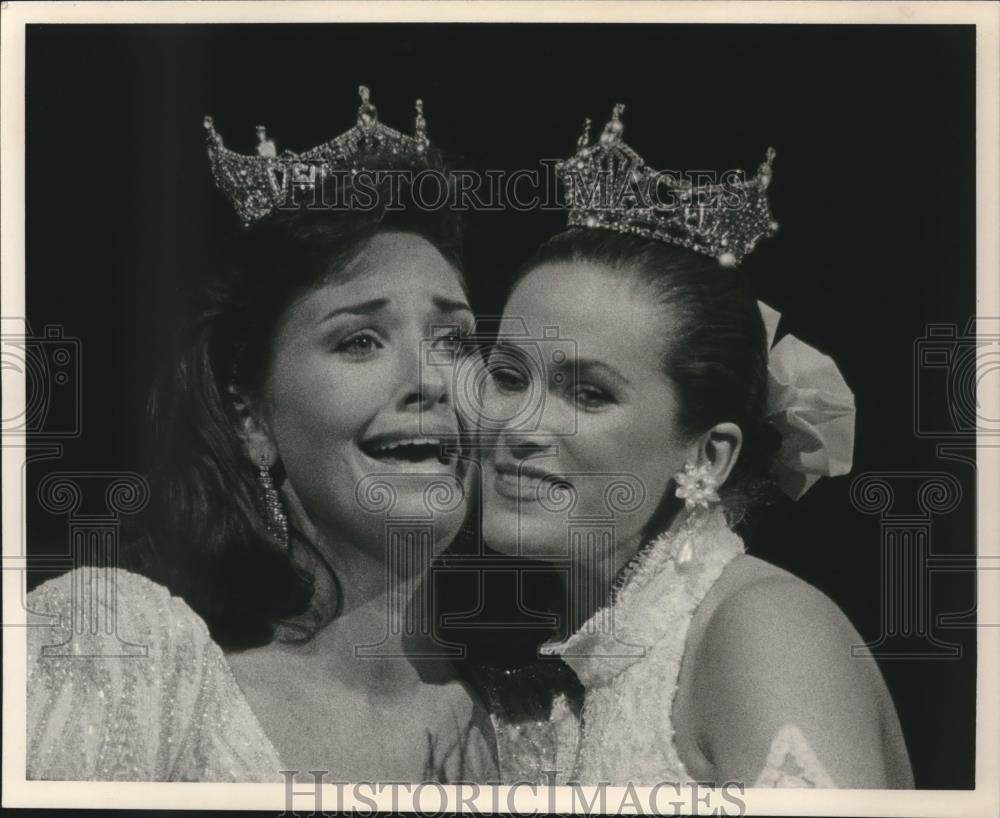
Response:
[203, 85, 430, 225]
[555, 104, 778, 266]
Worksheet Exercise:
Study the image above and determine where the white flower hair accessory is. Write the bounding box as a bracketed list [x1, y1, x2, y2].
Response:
[758, 302, 856, 500]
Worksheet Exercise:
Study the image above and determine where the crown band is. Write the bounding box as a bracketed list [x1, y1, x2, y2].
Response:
[203, 85, 430, 226]
[556, 104, 778, 266]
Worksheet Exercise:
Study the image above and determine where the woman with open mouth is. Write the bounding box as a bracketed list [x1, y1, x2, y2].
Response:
[26, 89, 498, 782]
[473, 104, 913, 789]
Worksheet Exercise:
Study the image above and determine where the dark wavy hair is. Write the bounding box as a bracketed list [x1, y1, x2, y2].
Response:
[518, 228, 782, 523]
[122, 157, 465, 651]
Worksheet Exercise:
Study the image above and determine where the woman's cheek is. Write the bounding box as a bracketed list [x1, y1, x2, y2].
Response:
[309, 359, 395, 427]
[573, 410, 672, 523]
[571, 409, 640, 471]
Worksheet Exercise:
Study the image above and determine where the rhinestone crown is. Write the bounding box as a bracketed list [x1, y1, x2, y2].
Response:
[556, 104, 779, 266]
[203, 85, 430, 225]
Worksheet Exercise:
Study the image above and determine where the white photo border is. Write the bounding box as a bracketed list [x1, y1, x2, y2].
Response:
[2, 2, 998, 815]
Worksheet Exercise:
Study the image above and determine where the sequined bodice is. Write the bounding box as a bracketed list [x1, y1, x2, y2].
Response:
[26, 568, 283, 781]
[488, 513, 745, 785]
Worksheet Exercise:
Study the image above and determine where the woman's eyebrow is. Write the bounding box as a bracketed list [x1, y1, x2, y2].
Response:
[318, 298, 389, 324]
[432, 296, 473, 315]
[491, 341, 632, 387]
[574, 358, 632, 387]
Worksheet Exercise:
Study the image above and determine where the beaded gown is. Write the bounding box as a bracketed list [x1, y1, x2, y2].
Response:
[26, 568, 284, 781]
[484, 510, 836, 787]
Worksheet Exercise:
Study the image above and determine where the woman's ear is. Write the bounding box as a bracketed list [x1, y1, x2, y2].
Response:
[696, 422, 743, 489]
[227, 385, 277, 466]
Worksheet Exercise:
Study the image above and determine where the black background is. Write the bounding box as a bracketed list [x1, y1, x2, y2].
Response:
[24, 24, 976, 788]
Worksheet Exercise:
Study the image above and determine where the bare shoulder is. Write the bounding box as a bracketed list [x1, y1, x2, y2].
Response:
[685, 555, 913, 787]
[693, 555, 878, 718]
[701, 556, 860, 655]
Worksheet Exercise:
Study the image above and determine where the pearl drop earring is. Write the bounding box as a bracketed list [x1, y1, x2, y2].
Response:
[671, 461, 720, 569]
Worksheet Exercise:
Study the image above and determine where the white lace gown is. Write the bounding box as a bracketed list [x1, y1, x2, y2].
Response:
[489, 512, 836, 787]
[26, 568, 283, 781]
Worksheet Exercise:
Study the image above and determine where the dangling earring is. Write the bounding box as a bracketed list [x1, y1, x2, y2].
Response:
[671, 461, 720, 570]
[257, 456, 289, 549]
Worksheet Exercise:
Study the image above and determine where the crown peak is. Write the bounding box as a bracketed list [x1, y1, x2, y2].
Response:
[756, 147, 777, 190]
[357, 85, 378, 129]
[255, 125, 276, 158]
[600, 103, 626, 145]
[414, 99, 428, 147]
[203, 115, 223, 149]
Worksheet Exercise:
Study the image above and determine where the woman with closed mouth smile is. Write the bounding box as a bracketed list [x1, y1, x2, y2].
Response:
[473, 105, 913, 790]
[490, 454, 563, 502]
